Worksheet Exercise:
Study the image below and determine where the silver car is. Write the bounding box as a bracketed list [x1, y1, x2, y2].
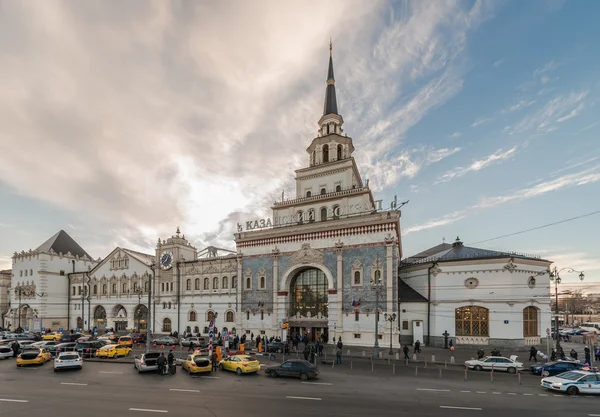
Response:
[134, 352, 161, 373]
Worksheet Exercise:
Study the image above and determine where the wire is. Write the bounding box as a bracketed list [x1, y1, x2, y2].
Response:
[468, 210, 600, 245]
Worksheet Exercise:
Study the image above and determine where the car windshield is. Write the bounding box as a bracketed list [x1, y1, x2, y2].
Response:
[557, 372, 584, 381]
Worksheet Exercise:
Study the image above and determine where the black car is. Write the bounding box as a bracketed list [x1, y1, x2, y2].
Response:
[530, 360, 585, 376]
[264, 359, 319, 380]
[48, 342, 77, 357]
[75, 341, 105, 358]
[265, 341, 284, 353]
[130, 333, 147, 344]
[59, 333, 84, 343]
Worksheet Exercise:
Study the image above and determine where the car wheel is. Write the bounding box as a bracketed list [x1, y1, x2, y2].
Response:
[269, 370, 277, 378]
[474, 365, 483, 371]
[566, 386, 579, 396]
[113, 354, 118, 359]
[507, 367, 516, 374]
[300, 373, 309, 381]
[236, 368, 242, 376]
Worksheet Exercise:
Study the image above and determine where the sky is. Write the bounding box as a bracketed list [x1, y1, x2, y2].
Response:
[0, 0, 598, 290]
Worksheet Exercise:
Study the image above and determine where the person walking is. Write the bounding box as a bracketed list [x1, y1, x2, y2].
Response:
[529, 346, 538, 361]
[584, 346, 591, 365]
[211, 350, 218, 372]
[403, 345, 410, 360]
[157, 353, 166, 375]
[477, 348, 485, 360]
[335, 344, 342, 364]
[414, 340, 421, 354]
[167, 351, 175, 375]
[595, 345, 600, 362]
[12, 341, 20, 358]
[303, 345, 309, 361]
[570, 349, 578, 361]
[550, 348, 557, 361]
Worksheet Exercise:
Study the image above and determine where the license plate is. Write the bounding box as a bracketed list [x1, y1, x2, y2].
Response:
[543, 382, 551, 387]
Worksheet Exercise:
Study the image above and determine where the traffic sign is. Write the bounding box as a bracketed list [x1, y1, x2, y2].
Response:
[209, 330, 214, 338]
[209, 320, 214, 328]
[59, 328, 63, 332]
[41, 327, 46, 332]
[25, 327, 29, 332]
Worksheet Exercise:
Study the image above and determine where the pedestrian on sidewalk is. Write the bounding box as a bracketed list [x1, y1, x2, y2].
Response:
[529, 346, 538, 361]
[211, 351, 218, 372]
[414, 340, 421, 354]
[303, 345, 309, 361]
[595, 346, 600, 361]
[477, 348, 484, 359]
[403, 345, 410, 360]
[570, 349, 578, 361]
[167, 351, 175, 375]
[550, 348, 557, 361]
[584, 346, 591, 365]
[157, 353, 166, 375]
[336, 345, 342, 364]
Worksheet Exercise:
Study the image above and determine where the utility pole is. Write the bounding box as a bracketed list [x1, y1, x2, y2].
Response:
[145, 269, 153, 354]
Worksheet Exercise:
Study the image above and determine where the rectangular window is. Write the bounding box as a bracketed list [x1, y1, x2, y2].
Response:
[402, 320, 409, 330]
[378, 334, 383, 340]
[355, 312, 359, 322]
[60, 270, 65, 276]
[353, 333, 361, 339]
[260, 330, 266, 335]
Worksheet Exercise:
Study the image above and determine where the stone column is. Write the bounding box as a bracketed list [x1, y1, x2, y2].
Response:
[272, 248, 280, 331]
[335, 242, 344, 341]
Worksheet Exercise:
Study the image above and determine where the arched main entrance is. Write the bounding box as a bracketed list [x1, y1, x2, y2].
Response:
[94, 306, 107, 331]
[134, 305, 148, 332]
[288, 268, 329, 343]
[112, 304, 128, 333]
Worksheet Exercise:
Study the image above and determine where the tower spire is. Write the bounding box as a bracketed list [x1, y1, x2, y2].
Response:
[323, 40, 338, 116]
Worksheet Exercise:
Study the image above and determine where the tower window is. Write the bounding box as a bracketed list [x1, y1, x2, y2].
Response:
[297, 211, 303, 224]
[306, 191, 311, 197]
[323, 144, 329, 163]
[320, 207, 327, 222]
[337, 144, 342, 160]
[308, 209, 315, 223]
[320, 188, 326, 195]
[335, 185, 341, 192]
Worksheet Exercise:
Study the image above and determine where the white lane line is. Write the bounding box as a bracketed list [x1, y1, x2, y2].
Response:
[554, 395, 563, 397]
[507, 393, 517, 395]
[588, 414, 600, 416]
[460, 391, 472, 393]
[523, 393, 534, 396]
[200, 376, 220, 379]
[0, 399, 29, 403]
[538, 394, 548, 397]
[417, 388, 451, 392]
[440, 406, 482, 411]
[492, 392, 501, 395]
[476, 391, 486, 394]
[169, 389, 199, 393]
[286, 396, 322, 401]
[301, 382, 333, 386]
[99, 371, 123, 374]
[129, 408, 168, 413]
[60, 382, 88, 386]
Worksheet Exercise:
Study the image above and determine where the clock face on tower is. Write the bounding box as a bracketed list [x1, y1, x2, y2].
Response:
[160, 251, 173, 270]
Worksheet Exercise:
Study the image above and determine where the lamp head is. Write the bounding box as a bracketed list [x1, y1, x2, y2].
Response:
[579, 272, 585, 281]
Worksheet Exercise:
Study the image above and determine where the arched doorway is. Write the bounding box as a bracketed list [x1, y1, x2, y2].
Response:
[288, 268, 329, 343]
[94, 306, 107, 331]
[112, 304, 128, 333]
[76, 317, 83, 329]
[18, 304, 33, 331]
[134, 305, 148, 332]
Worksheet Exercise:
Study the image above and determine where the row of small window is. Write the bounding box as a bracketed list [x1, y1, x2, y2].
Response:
[304, 184, 343, 198]
[177, 277, 238, 292]
[312, 143, 344, 164]
[244, 276, 267, 290]
[352, 334, 383, 339]
[244, 310, 267, 321]
[19, 269, 34, 277]
[110, 258, 129, 269]
[72, 282, 149, 296]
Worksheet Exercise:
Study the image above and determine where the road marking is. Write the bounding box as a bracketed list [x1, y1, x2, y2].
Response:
[0, 399, 29, 403]
[554, 395, 562, 397]
[99, 371, 123, 374]
[301, 382, 333, 386]
[507, 393, 517, 395]
[440, 406, 482, 411]
[588, 414, 600, 416]
[200, 376, 220, 379]
[523, 393, 533, 396]
[538, 394, 548, 397]
[492, 392, 501, 395]
[169, 389, 199, 393]
[476, 391, 486, 394]
[129, 408, 168, 413]
[460, 391, 471, 393]
[417, 388, 450, 392]
[286, 396, 322, 401]
[60, 382, 88, 386]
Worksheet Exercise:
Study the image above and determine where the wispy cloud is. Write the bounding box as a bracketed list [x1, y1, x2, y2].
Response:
[436, 146, 518, 183]
[471, 116, 492, 127]
[501, 100, 537, 114]
[533, 60, 559, 78]
[402, 209, 468, 235]
[449, 132, 462, 138]
[493, 59, 504, 67]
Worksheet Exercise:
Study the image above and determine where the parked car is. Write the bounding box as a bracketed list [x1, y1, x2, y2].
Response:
[541, 370, 600, 395]
[54, 351, 83, 372]
[134, 352, 161, 373]
[31, 341, 59, 349]
[265, 341, 284, 353]
[152, 336, 178, 346]
[181, 337, 208, 348]
[264, 359, 319, 380]
[47, 342, 77, 357]
[16, 348, 52, 367]
[181, 354, 212, 375]
[464, 356, 523, 374]
[43, 332, 62, 341]
[530, 361, 586, 376]
[75, 340, 106, 358]
[130, 333, 147, 344]
[95, 344, 131, 359]
[118, 336, 133, 347]
[59, 333, 84, 343]
[0, 345, 13, 359]
[219, 355, 261, 375]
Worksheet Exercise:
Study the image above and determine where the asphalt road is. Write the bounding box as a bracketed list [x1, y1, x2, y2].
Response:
[0, 357, 598, 416]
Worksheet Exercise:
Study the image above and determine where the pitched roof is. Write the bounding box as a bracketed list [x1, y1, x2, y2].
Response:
[35, 230, 92, 259]
[398, 279, 428, 302]
[121, 248, 154, 266]
[401, 237, 548, 267]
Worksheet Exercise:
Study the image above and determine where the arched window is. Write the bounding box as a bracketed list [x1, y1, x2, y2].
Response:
[25, 270, 28, 277]
[161, 283, 165, 292]
[133, 282, 138, 291]
[102, 284, 107, 295]
[246, 311, 250, 320]
[320, 188, 326, 195]
[222, 276, 228, 289]
[335, 184, 341, 192]
[232, 276, 237, 288]
[144, 281, 149, 292]
[162, 318, 172, 332]
[189, 311, 197, 321]
[523, 307, 539, 337]
[323, 144, 329, 163]
[297, 211, 303, 224]
[246, 277, 251, 289]
[30, 269, 33, 275]
[312, 150, 316, 166]
[226, 311, 234, 322]
[194, 326, 200, 334]
[163, 302, 166, 309]
[337, 144, 343, 160]
[306, 191, 311, 197]
[455, 306, 489, 337]
[194, 278, 200, 290]
[260, 276, 266, 289]
[170, 282, 173, 291]
[186, 279, 191, 290]
[112, 283, 117, 294]
[213, 277, 219, 289]
[207, 311, 216, 322]
[320, 207, 327, 222]
[354, 271, 361, 285]
[332, 205, 340, 219]
[290, 268, 328, 318]
[78, 286, 81, 295]
[168, 302, 172, 309]
[204, 278, 209, 290]
[93, 284, 98, 295]
[122, 283, 127, 293]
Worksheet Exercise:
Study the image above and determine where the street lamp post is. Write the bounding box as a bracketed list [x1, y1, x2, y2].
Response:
[549, 266, 584, 351]
[385, 312, 397, 355]
[371, 258, 382, 358]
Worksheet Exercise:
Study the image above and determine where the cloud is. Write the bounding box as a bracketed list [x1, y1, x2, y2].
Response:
[493, 59, 504, 67]
[404, 165, 600, 235]
[501, 100, 537, 114]
[450, 132, 462, 138]
[533, 60, 559, 78]
[506, 90, 588, 135]
[470, 116, 492, 127]
[436, 146, 518, 183]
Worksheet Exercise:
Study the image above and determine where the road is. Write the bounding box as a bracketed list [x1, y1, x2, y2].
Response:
[0, 357, 598, 416]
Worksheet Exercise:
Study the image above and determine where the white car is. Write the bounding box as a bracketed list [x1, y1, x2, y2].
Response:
[541, 370, 600, 395]
[0, 345, 13, 359]
[465, 355, 523, 374]
[53, 352, 83, 372]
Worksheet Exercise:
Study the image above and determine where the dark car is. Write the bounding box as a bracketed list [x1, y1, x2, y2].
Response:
[75, 341, 105, 358]
[48, 342, 77, 357]
[530, 361, 586, 376]
[265, 341, 284, 353]
[152, 336, 178, 346]
[59, 333, 84, 343]
[264, 359, 319, 381]
[130, 333, 147, 344]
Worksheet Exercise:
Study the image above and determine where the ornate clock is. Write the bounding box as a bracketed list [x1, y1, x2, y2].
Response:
[160, 251, 173, 271]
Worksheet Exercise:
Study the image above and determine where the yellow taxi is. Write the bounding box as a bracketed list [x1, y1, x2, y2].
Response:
[219, 354, 261, 375]
[118, 336, 133, 347]
[182, 354, 212, 375]
[95, 344, 131, 359]
[43, 332, 62, 341]
[16, 348, 52, 367]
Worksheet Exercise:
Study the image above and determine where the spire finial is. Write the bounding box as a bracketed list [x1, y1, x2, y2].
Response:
[329, 38, 332, 57]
